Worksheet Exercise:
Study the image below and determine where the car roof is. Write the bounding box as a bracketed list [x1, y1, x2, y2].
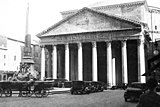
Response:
[131, 82, 146, 85]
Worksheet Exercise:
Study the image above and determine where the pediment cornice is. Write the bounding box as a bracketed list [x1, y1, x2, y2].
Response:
[37, 7, 144, 37]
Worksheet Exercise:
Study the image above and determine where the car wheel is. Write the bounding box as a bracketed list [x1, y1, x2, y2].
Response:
[70, 90, 74, 94]
[4, 88, 12, 97]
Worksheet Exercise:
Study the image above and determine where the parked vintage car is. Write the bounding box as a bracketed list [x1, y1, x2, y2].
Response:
[124, 82, 147, 102]
[96, 81, 105, 92]
[70, 81, 90, 94]
[110, 83, 127, 90]
[64, 81, 72, 88]
[84, 81, 104, 92]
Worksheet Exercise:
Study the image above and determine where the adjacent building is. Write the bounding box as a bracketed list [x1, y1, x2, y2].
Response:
[37, 0, 160, 86]
[0, 35, 41, 81]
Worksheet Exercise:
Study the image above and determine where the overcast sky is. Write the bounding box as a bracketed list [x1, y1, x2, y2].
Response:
[0, 0, 159, 41]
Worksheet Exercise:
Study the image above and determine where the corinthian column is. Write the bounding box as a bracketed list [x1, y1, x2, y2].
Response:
[65, 43, 70, 81]
[121, 40, 128, 84]
[138, 39, 146, 83]
[106, 41, 112, 87]
[52, 45, 57, 79]
[41, 45, 45, 80]
[92, 41, 98, 81]
[78, 42, 83, 81]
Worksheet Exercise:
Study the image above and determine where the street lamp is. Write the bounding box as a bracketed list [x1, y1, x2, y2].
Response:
[153, 41, 159, 55]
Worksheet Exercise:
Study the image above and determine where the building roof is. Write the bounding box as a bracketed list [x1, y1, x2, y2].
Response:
[88, 0, 159, 8]
[88, 0, 146, 8]
[37, 7, 144, 37]
[61, 0, 147, 16]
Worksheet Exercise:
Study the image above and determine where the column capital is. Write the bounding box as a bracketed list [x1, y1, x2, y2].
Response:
[77, 42, 82, 49]
[52, 45, 57, 51]
[52, 44, 57, 46]
[40, 45, 45, 48]
[105, 40, 111, 43]
[106, 41, 112, 47]
[92, 41, 97, 48]
[137, 39, 145, 46]
[121, 40, 127, 47]
[65, 43, 69, 50]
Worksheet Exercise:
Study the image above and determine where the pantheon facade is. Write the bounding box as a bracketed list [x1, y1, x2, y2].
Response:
[37, 1, 152, 86]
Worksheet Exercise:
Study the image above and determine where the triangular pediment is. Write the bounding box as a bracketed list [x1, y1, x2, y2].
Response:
[37, 7, 141, 37]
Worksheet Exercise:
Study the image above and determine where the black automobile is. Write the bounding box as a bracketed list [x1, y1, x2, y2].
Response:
[124, 82, 146, 102]
[111, 83, 127, 90]
[64, 81, 72, 88]
[85, 81, 104, 92]
[96, 81, 105, 92]
[70, 81, 90, 94]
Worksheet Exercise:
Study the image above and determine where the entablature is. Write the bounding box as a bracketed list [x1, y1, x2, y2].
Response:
[40, 29, 141, 45]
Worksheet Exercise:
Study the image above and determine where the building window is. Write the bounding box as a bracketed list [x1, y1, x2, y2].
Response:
[14, 56, 16, 61]
[4, 63, 5, 66]
[3, 75, 6, 80]
[155, 26, 157, 30]
[4, 55, 6, 59]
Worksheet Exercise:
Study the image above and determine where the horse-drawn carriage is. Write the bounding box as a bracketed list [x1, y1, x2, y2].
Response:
[0, 81, 54, 98]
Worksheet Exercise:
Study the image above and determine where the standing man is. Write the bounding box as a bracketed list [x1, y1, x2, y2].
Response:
[137, 78, 160, 107]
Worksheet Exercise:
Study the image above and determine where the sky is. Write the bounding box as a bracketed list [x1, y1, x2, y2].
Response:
[0, 0, 159, 42]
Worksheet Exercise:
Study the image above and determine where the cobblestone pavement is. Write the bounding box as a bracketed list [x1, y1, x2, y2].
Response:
[0, 89, 138, 107]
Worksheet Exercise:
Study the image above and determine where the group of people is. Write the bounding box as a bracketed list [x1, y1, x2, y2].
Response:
[137, 78, 160, 107]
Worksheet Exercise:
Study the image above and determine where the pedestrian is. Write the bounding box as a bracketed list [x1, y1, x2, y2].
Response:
[137, 78, 160, 107]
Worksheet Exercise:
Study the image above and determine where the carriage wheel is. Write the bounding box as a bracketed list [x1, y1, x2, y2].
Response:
[35, 90, 43, 98]
[22, 87, 33, 97]
[21, 90, 33, 97]
[0, 88, 3, 97]
[26, 90, 33, 97]
[21, 91, 28, 97]
[4, 88, 12, 97]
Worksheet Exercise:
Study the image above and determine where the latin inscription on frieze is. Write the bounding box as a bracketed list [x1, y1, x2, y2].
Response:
[41, 30, 141, 45]
[54, 34, 112, 42]
[52, 30, 140, 43]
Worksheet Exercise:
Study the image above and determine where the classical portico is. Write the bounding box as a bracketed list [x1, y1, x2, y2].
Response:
[38, 7, 148, 86]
